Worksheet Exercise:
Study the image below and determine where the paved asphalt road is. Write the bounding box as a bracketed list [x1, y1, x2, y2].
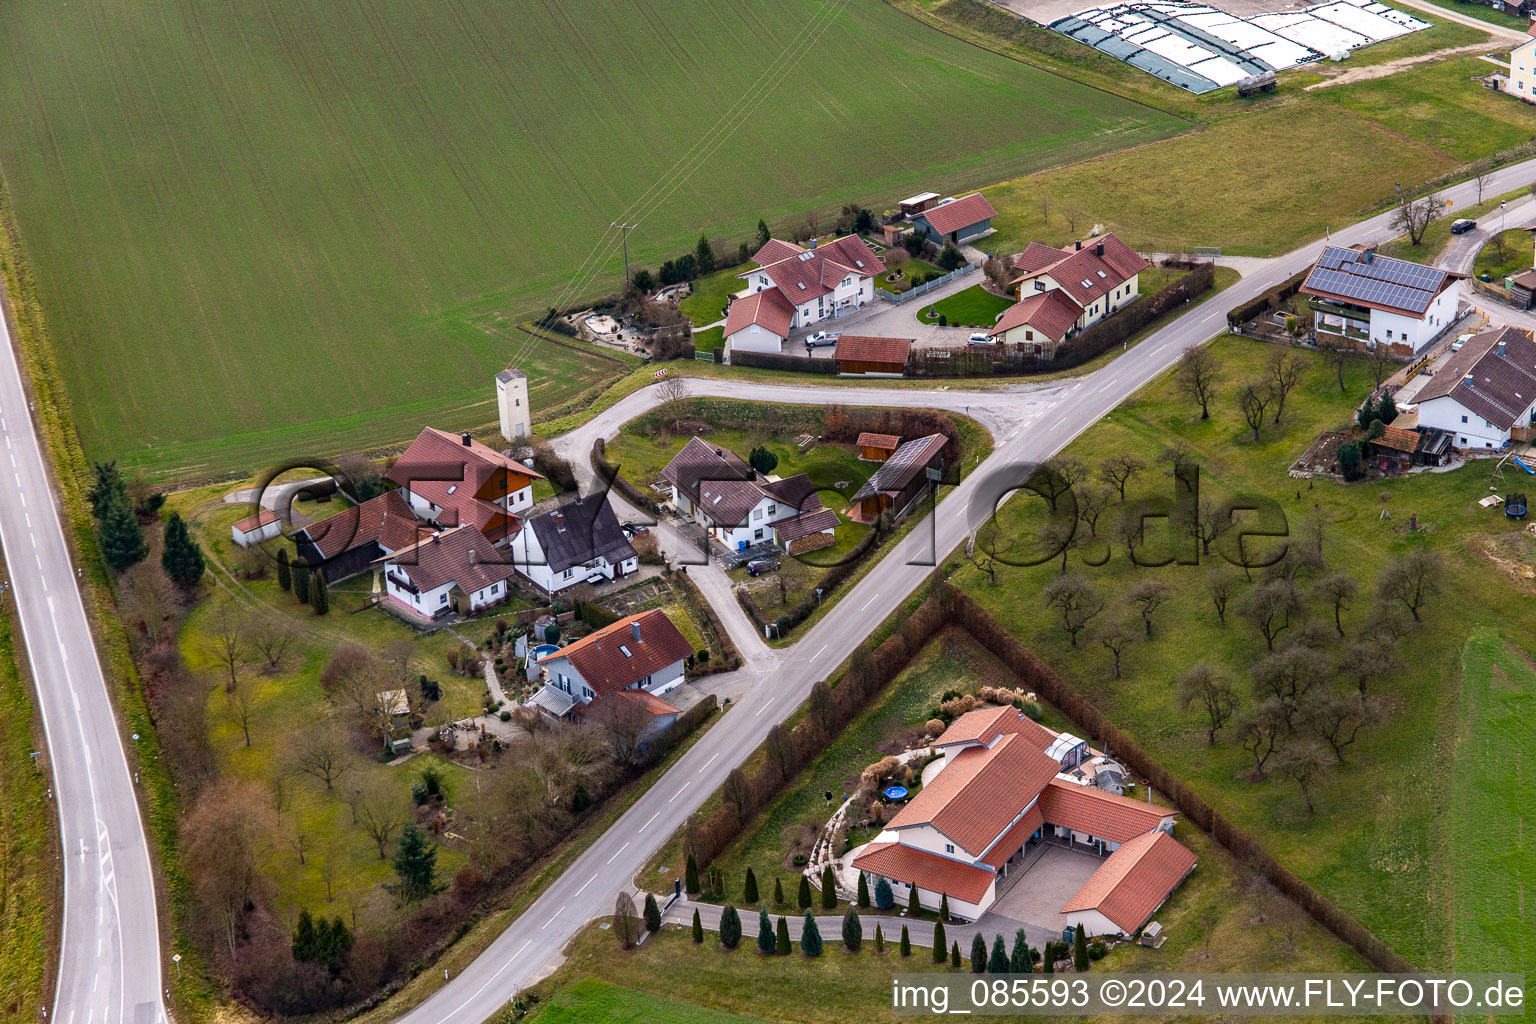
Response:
[8, 156, 1536, 1024]
[0, 305, 166, 1020]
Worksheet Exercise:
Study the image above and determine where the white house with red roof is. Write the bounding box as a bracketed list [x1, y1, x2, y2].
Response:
[722, 236, 885, 359]
[533, 608, 693, 709]
[851, 705, 1192, 934]
[1504, 25, 1536, 103]
[376, 524, 518, 619]
[1008, 234, 1150, 333]
[986, 289, 1085, 357]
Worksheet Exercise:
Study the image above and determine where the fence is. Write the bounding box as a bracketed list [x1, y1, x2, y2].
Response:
[694, 348, 718, 362]
[878, 262, 977, 304]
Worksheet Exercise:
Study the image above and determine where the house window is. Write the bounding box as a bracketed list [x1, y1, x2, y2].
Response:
[945, 843, 955, 854]
[754, 528, 764, 540]
[1460, 436, 1468, 444]
[439, 594, 448, 605]
[1385, 330, 1392, 339]
[753, 508, 762, 521]
[563, 568, 574, 579]
[1462, 415, 1468, 423]
[767, 503, 777, 515]
[1025, 330, 1034, 341]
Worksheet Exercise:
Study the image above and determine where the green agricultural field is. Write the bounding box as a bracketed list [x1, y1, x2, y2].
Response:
[1451, 630, 1534, 982]
[954, 334, 1536, 971]
[529, 979, 762, 1024]
[0, 609, 53, 1024]
[0, 0, 1184, 482]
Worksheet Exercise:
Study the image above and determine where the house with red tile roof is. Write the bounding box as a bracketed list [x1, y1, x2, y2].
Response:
[986, 289, 1084, 357]
[723, 236, 885, 360]
[533, 608, 693, 712]
[376, 524, 518, 619]
[851, 704, 1191, 930]
[294, 489, 424, 583]
[385, 427, 544, 543]
[910, 193, 997, 247]
[1008, 234, 1150, 334]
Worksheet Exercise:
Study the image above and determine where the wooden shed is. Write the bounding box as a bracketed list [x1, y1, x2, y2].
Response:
[835, 335, 911, 377]
[856, 432, 902, 462]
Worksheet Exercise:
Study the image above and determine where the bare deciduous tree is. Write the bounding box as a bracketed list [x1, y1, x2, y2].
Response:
[1206, 567, 1236, 624]
[350, 776, 410, 858]
[1239, 578, 1300, 651]
[1302, 689, 1375, 762]
[1237, 697, 1287, 775]
[1366, 343, 1395, 388]
[591, 691, 656, 767]
[1388, 192, 1445, 247]
[182, 777, 276, 957]
[225, 684, 257, 747]
[1273, 739, 1331, 814]
[1128, 579, 1170, 637]
[1312, 572, 1357, 636]
[1033, 457, 1086, 514]
[1096, 619, 1138, 680]
[120, 563, 176, 645]
[1076, 484, 1116, 538]
[1180, 496, 1232, 556]
[1237, 380, 1273, 442]
[655, 375, 690, 434]
[1176, 345, 1222, 420]
[1377, 549, 1442, 621]
[1179, 663, 1238, 744]
[248, 612, 299, 672]
[208, 603, 249, 693]
[1266, 349, 1305, 424]
[1098, 454, 1145, 500]
[285, 719, 358, 792]
[1474, 171, 1492, 204]
[613, 890, 641, 949]
[1042, 572, 1103, 647]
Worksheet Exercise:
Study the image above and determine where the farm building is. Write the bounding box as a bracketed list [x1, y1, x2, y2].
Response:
[1299, 245, 1459, 354]
[850, 433, 947, 523]
[836, 335, 911, 377]
[231, 508, 281, 547]
[910, 193, 997, 246]
[855, 432, 902, 462]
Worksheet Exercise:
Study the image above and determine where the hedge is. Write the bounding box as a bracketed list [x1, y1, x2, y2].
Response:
[729, 350, 839, 374]
[1048, 261, 1216, 369]
[592, 437, 662, 516]
[1227, 266, 1311, 328]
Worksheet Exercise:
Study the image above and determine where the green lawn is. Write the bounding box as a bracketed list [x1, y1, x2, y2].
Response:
[0, 610, 52, 1024]
[1472, 227, 1532, 279]
[0, 0, 1185, 480]
[529, 979, 762, 1024]
[1452, 630, 1534, 983]
[692, 327, 725, 356]
[916, 283, 1013, 328]
[956, 334, 1536, 970]
[681, 265, 750, 327]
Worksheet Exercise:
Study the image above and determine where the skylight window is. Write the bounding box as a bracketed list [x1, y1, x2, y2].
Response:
[1097, 270, 1107, 278]
[446, 485, 457, 495]
[713, 494, 723, 504]
[854, 259, 864, 268]
[619, 645, 632, 657]
[1081, 279, 1092, 288]
[798, 282, 806, 289]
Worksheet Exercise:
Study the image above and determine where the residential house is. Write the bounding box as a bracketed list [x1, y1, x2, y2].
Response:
[385, 427, 543, 542]
[1505, 25, 1536, 102]
[377, 524, 518, 619]
[506, 492, 639, 595]
[661, 437, 838, 553]
[910, 193, 997, 247]
[1009, 234, 1150, 332]
[293, 489, 422, 582]
[836, 335, 911, 377]
[723, 235, 885, 360]
[852, 706, 1192, 931]
[1300, 245, 1459, 353]
[851, 433, 948, 523]
[231, 509, 281, 548]
[532, 608, 693, 712]
[856, 432, 902, 462]
[986, 289, 1085, 357]
[1414, 326, 1536, 448]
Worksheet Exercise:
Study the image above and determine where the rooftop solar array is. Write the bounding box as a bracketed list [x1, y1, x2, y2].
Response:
[1050, 0, 1426, 94]
[1303, 246, 1448, 314]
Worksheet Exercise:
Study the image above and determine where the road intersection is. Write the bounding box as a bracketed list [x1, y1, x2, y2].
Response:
[4, 157, 1535, 1024]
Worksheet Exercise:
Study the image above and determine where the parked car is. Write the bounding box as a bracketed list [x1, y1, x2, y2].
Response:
[621, 522, 649, 539]
[968, 332, 995, 346]
[746, 558, 780, 576]
[1450, 219, 1476, 235]
[804, 331, 839, 349]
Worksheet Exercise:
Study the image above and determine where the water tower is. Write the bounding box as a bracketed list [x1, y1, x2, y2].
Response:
[496, 368, 530, 441]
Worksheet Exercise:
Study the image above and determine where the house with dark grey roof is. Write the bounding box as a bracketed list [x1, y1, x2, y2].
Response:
[660, 437, 838, 554]
[1414, 326, 1536, 449]
[1300, 245, 1460, 353]
[376, 524, 518, 619]
[505, 493, 638, 595]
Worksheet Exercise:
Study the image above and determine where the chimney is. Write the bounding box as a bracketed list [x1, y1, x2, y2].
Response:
[1095, 241, 1104, 257]
[469, 549, 477, 566]
[432, 532, 441, 544]
[631, 620, 642, 644]
[715, 448, 723, 457]
[1499, 338, 1508, 357]
[460, 432, 472, 446]
[1074, 240, 1082, 251]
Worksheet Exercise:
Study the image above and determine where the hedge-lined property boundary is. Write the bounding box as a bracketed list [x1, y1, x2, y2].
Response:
[591, 437, 662, 516]
[682, 580, 1415, 976]
[1227, 266, 1310, 329]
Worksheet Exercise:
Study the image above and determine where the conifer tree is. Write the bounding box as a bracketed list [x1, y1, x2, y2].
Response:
[98, 492, 148, 572]
[857, 871, 870, 908]
[692, 908, 703, 943]
[1011, 929, 1031, 974]
[900, 925, 912, 957]
[160, 512, 205, 587]
[820, 864, 837, 909]
[989, 934, 1009, 973]
[950, 941, 961, 968]
[874, 923, 885, 955]
[292, 560, 311, 604]
[718, 904, 741, 949]
[276, 547, 291, 591]
[797, 874, 812, 909]
[757, 907, 775, 954]
[970, 933, 987, 972]
[908, 885, 921, 917]
[1074, 924, 1089, 971]
[774, 876, 785, 906]
[685, 853, 700, 894]
[744, 866, 759, 904]
[932, 920, 947, 963]
[800, 912, 822, 957]
[643, 892, 661, 933]
[775, 915, 791, 955]
[311, 569, 329, 615]
[842, 906, 862, 952]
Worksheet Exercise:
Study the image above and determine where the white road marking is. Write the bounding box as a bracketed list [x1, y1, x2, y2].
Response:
[670, 783, 688, 802]
[573, 873, 597, 896]
[515, 939, 531, 957]
[542, 905, 565, 928]
[754, 701, 768, 716]
[696, 752, 719, 774]
[606, 841, 630, 864]
[860, 592, 877, 611]
[813, 644, 827, 659]
[639, 811, 661, 832]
